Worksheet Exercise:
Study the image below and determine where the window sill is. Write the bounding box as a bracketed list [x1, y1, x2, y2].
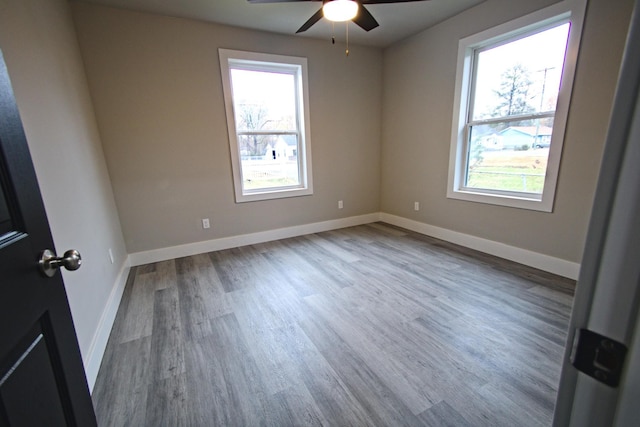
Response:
[447, 188, 553, 212]
[235, 186, 313, 203]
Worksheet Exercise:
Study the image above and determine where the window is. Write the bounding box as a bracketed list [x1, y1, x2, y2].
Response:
[447, 0, 586, 211]
[219, 49, 313, 203]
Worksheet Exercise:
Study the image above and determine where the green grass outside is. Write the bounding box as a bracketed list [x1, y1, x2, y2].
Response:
[467, 166, 545, 193]
[244, 177, 299, 190]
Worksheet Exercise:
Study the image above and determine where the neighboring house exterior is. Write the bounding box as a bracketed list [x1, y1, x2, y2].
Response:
[265, 135, 298, 160]
[499, 126, 553, 149]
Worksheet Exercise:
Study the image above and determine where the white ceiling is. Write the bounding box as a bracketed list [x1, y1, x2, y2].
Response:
[76, 0, 486, 47]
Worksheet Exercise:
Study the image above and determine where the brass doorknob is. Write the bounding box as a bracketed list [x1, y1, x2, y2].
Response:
[38, 249, 82, 277]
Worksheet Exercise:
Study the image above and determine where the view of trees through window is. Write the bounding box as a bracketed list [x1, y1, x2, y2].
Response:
[465, 23, 570, 194]
[230, 68, 301, 191]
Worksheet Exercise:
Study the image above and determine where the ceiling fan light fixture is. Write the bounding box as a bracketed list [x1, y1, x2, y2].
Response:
[323, 0, 359, 22]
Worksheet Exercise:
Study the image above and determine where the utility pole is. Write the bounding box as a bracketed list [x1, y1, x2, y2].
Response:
[534, 66, 556, 146]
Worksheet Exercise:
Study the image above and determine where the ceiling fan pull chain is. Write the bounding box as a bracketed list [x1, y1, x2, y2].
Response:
[346, 22, 349, 56]
[332, 21, 336, 44]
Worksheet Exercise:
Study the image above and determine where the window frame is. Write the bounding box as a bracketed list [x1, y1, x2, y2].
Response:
[447, 0, 586, 212]
[219, 49, 313, 203]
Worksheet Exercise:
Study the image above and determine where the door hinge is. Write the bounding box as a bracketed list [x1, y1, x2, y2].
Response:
[571, 328, 628, 387]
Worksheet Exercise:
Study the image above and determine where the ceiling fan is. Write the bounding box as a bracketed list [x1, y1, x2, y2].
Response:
[247, 0, 429, 34]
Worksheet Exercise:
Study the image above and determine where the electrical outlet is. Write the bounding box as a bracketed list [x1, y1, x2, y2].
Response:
[414, 202, 420, 211]
[202, 218, 210, 229]
[108, 248, 114, 264]
[338, 200, 344, 209]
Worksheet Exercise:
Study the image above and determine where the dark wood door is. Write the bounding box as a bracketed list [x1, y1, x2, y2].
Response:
[0, 50, 96, 426]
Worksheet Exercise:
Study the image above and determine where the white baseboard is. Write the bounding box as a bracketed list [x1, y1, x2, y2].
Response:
[128, 213, 380, 266]
[128, 211, 579, 277]
[379, 213, 580, 280]
[84, 258, 131, 393]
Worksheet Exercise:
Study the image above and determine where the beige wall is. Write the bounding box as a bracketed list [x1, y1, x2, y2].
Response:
[0, 0, 127, 370]
[67, 0, 631, 264]
[381, 0, 634, 263]
[71, 3, 383, 254]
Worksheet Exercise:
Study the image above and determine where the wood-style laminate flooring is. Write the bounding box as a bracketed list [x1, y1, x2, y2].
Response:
[92, 223, 575, 426]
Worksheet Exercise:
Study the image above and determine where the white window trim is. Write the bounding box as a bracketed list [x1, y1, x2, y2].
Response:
[219, 49, 313, 203]
[447, 0, 586, 212]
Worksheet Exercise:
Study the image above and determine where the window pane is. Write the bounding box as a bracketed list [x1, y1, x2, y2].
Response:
[220, 49, 313, 202]
[465, 118, 554, 194]
[230, 69, 297, 132]
[471, 23, 570, 120]
[239, 134, 300, 191]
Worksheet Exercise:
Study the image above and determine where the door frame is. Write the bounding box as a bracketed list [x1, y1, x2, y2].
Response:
[553, 0, 640, 424]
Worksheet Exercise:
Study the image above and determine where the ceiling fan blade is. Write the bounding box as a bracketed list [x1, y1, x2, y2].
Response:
[248, 0, 314, 3]
[362, 0, 429, 3]
[352, 4, 379, 31]
[296, 8, 324, 33]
